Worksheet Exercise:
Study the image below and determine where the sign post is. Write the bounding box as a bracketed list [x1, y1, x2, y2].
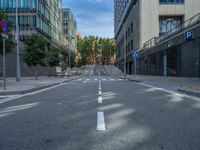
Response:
[3, 37, 6, 90]
[1, 19, 9, 90]
[132, 50, 139, 80]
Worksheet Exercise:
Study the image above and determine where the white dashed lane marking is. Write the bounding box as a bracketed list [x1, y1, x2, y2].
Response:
[98, 96, 103, 104]
[99, 91, 102, 95]
[97, 112, 105, 131]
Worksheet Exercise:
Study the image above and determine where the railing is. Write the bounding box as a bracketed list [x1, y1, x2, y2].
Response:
[143, 37, 159, 49]
[143, 12, 200, 50]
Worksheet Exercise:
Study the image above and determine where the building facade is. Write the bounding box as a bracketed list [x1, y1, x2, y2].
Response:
[114, 0, 200, 77]
[62, 8, 77, 54]
[0, 0, 71, 76]
[0, 0, 68, 49]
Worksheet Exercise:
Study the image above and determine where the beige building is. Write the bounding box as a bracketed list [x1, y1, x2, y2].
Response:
[115, 0, 200, 52]
[140, 0, 200, 49]
[114, 0, 200, 74]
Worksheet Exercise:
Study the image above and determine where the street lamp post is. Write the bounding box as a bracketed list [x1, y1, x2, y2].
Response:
[16, 0, 21, 81]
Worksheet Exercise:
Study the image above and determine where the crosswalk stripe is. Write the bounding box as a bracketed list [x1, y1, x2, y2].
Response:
[80, 78, 124, 82]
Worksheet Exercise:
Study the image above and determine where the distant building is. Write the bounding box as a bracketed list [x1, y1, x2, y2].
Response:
[114, 0, 200, 77]
[62, 8, 77, 55]
[76, 32, 81, 39]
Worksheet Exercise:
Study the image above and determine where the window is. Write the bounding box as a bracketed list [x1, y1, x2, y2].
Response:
[131, 23, 133, 33]
[160, 0, 184, 4]
[131, 40, 133, 50]
[62, 11, 68, 17]
[128, 27, 130, 37]
[159, 16, 183, 36]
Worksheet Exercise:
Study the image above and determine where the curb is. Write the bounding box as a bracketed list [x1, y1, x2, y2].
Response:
[177, 88, 200, 98]
[127, 78, 142, 82]
[0, 79, 74, 96]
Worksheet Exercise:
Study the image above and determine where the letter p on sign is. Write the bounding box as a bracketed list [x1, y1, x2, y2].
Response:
[186, 31, 193, 41]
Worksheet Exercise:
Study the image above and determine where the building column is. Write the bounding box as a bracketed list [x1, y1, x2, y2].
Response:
[127, 61, 130, 74]
[199, 39, 200, 78]
[156, 53, 160, 76]
[163, 50, 167, 76]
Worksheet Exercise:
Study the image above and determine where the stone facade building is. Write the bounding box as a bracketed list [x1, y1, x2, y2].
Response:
[114, 0, 200, 77]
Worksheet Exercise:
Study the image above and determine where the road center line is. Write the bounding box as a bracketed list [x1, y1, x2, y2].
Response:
[98, 90, 102, 95]
[97, 112, 105, 131]
[98, 96, 103, 103]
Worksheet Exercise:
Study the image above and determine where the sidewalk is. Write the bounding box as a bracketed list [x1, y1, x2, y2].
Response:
[103, 65, 200, 97]
[126, 75, 200, 98]
[0, 76, 78, 95]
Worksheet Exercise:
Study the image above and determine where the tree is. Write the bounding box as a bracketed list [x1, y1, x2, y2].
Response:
[75, 35, 116, 67]
[47, 47, 61, 67]
[23, 34, 47, 79]
[0, 11, 15, 54]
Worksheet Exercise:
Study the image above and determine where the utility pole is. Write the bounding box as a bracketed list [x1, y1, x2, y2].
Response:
[16, 0, 21, 81]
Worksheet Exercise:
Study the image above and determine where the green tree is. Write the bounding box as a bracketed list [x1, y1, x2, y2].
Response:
[0, 11, 15, 54]
[75, 35, 115, 66]
[23, 34, 47, 79]
[47, 47, 61, 67]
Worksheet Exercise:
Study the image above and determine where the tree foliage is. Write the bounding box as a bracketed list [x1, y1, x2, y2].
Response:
[23, 34, 47, 67]
[76, 35, 115, 67]
[47, 47, 61, 67]
[0, 11, 15, 54]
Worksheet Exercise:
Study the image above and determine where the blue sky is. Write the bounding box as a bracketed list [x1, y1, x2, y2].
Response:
[62, 0, 114, 38]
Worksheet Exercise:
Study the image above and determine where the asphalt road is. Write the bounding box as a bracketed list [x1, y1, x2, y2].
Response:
[0, 66, 200, 150]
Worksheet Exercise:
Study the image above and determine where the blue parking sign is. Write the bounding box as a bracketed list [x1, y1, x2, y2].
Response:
[185, 31, 193, 41]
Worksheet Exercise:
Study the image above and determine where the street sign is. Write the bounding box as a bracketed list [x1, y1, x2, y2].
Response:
[0, 19, 9, 34]
[132, 50, 139, 59]
[0, 19, 9, 91]
[131, 50, 139, 79]
[1, 33, 8, 39]
[185, 31, 193, 41]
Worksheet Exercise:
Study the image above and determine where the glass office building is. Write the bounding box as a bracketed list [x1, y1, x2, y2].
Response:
[0, 0, 66, 48]
[114, 0, 130, 33]
[62, 8, 77, 54]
